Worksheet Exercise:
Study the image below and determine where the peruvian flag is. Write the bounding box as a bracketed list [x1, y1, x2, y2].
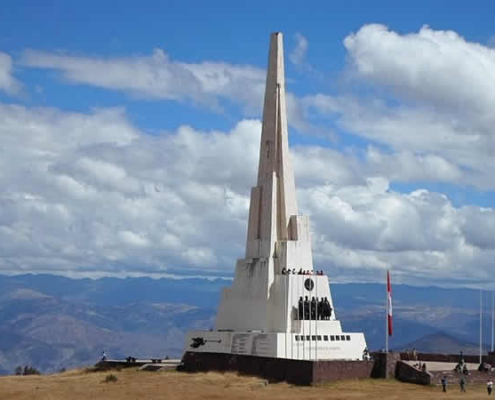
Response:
[387, 270, 393, 336]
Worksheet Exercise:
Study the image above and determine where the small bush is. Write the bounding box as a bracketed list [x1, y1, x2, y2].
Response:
[23, 366, 40, 375]
[14, 366, 40, 376]
[104, 374, 118, 383]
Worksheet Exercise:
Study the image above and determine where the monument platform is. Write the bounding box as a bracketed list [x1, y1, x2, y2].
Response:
[181, 351, 374, 385]
[185, 271, 366, 361]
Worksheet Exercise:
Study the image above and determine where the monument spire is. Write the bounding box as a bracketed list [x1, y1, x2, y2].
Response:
[185, 32, 368, 369]
[246, 32, 298, 257]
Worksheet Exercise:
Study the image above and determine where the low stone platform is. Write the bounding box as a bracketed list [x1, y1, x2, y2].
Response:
[396, 360, 495, 386]
[96, 359, 181, 370]
[429, 370, 495, 386]
[403, 360, 478, 372]
[139, 362, 181, 372]
[181, 351, 374, 385]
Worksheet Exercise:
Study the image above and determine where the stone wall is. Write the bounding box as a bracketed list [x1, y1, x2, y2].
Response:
[371, 352, 401, 379]
[430, 370, 495, 386]
[395, 361, 431, 385]
[181, 351, 374, 385]
[181, 350, 495, 386]
[312, 360, 374, 384]
[396, 352, 495, 387]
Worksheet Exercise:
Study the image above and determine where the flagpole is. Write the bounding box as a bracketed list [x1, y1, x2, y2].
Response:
[308, 282, 313, 360]
[385, 270, 389, 353]
[315, 275, 318, 361]
[297, 276, 300, 360]
[290, 275, 293, 360]
[302, 277, 306, 360]
[284, 275, 287, 358]
[480, 289, 483, 364]
[492, 289, 494, 353]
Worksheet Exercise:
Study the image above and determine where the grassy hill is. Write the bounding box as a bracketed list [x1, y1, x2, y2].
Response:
[0, 368, 492, 400]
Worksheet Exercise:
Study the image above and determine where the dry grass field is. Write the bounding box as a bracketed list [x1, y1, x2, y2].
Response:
[0, 368, 492, 400]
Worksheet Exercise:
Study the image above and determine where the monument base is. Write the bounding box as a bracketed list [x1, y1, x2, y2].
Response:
[180, 351, 375, 385]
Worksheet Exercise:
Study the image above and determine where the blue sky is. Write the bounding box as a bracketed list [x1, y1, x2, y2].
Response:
[1, 1, 495, 286]
[3, 1, 494, 137]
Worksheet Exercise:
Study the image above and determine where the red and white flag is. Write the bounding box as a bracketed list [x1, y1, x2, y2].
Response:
[387, 270, 393, 336]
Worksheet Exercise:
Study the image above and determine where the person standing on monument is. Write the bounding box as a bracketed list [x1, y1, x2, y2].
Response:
[315, 297, 322, 320]
[311, 297, 317, 320]
[324, 297, 332, 319]
[298, 297, 304, 320]
[318, 298, 325, 320]
[441, 376, 447, 392]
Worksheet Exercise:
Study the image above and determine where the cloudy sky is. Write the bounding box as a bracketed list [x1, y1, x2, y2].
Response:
[1, 1, 495, 286]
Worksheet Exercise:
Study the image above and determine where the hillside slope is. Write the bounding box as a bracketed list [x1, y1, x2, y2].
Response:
[396, 332, 483, 354]
[0, 285, 215, 374]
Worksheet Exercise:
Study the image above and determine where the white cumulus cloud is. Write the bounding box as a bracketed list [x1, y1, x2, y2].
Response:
[21, 48, 265, 113]
[0, 102, 494, 286]
[296, 24, 495, 190]
[0, 52, 22, 95]
[290, 33, 309, 68]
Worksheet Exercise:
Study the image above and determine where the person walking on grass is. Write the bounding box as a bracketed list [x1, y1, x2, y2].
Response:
[460, 377, 466, 392]
[441, 376, 447, 392]
[488, 380, 493, 395]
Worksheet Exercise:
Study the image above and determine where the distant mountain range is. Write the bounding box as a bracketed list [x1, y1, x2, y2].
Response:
[0, 273, 492, 374]
[396, 333, 482, 354]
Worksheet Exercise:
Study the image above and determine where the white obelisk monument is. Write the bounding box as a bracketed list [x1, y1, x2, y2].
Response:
[184, 32, 367, 361]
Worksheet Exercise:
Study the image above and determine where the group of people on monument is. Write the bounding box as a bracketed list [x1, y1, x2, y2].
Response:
[403, 348, 418, 361]
[479, 362, 493, 372]
[412, 361, 427, 372]
[454, 358, 470, 374]
[297, 296, 332, 320]
[281, 268, 325, 276]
